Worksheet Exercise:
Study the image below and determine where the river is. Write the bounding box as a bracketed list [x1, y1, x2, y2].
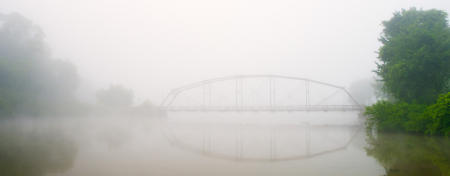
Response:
[0, 112, 448, 176]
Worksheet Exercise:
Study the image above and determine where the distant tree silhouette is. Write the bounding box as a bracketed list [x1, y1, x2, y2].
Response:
[0, 12, 79, 117]
[96, 85, 134, 107]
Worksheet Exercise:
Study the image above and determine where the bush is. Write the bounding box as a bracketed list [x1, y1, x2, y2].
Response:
[365, 92, 450, 136]
[365, 101, 426, 133]
[424, 92, 450, 136]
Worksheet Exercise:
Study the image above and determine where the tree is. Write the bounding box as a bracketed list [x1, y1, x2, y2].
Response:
[0, 13, 48, 60]
[96, 85, 134, 108]
[0, 13, 79, 117]
[376, 8, 450, 104]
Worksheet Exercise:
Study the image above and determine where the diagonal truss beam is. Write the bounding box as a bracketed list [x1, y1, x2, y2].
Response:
[160, 75, 362, 110]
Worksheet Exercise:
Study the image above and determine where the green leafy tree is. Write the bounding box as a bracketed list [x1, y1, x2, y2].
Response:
[376, 8, 450, 104]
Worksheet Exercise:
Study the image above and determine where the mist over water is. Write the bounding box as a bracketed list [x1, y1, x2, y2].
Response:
[0, 0, 449, 175]
[1, 112, 384, 176]
[1, 104, 448, 176]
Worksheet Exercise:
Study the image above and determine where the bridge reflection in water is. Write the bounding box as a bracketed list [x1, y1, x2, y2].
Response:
[160, 114, 364, 162]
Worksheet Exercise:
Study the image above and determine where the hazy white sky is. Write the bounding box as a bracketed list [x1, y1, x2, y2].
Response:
[1, 0, 449, 104]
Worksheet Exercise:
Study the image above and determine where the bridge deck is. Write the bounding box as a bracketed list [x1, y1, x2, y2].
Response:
[164, 105, 363, 112]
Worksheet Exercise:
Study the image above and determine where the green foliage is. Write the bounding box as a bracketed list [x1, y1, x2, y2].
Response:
[96, 85, 134, 108]
[423, 92, 450, 136]
[0, 13, 80, 118]
[443, 78, 450, 93]
[367, 8, 450, 136]
[365, 92, 450, 136]
[365, 101, 427, 133]
[376, 8, 450, 104]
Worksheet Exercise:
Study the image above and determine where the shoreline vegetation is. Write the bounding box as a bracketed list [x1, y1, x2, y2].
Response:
[364, 8, 450, 137]
[365, 92, 449, 136]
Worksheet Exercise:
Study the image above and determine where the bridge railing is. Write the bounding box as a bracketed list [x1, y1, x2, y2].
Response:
[164, 105, 363, 112]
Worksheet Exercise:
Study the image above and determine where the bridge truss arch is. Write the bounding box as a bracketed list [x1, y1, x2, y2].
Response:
[161, 75, 362, 112]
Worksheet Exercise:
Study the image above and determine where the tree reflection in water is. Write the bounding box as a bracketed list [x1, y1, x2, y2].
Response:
[0, 120, 77, 176]
[365, 132, 449, 176]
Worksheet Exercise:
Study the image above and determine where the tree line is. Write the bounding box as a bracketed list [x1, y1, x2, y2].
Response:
[365, 8, 450, 136]
[0, 13, 162, 118]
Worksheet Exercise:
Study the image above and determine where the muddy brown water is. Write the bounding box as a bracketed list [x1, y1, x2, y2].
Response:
[0, 112, 448, 176]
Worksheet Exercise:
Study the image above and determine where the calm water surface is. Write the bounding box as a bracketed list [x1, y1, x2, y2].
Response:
[0, 112, 448, 176]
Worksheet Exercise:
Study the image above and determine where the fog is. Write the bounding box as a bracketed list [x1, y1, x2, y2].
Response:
[1, 1, 449, 176]
[1, 0, 448, 104]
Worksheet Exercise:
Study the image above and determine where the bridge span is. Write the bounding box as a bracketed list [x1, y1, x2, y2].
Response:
[160, 75, 363, 112]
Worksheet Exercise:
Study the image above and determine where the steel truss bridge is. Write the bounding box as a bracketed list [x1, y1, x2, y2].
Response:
[160, 75, 363, 112]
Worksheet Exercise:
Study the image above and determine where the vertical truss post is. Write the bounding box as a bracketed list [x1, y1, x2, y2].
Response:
[305, 80, 310, 106]
[240, 79, 244, 107]
[234, 78, 243, 109]
[269, 78, 272, 107]
[203, 84, 206, 109]
[235, 79, 238, 108]
[273, 79, 276, 107]
[203, 84, 212, 110]
[208, 84, 212, 107]
[269, 78, 275, 107]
